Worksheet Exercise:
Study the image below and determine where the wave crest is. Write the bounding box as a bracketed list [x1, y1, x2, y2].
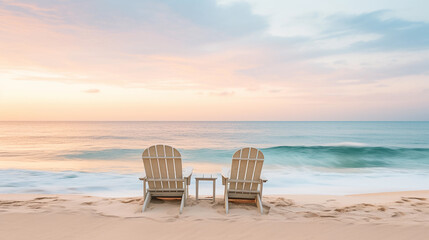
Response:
[262, 145, 429, 168]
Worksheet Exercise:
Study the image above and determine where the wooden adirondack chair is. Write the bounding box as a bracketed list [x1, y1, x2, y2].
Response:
[140, 145, 193, 214]
[221, 147, 267, 214]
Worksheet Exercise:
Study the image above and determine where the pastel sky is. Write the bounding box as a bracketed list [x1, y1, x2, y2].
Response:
[1, 0, 428, 120]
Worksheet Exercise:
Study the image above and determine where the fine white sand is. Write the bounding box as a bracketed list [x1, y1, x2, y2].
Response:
[1, 191, 428, 240]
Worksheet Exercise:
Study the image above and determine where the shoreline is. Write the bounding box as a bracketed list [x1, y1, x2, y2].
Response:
[1, 191, 428, 239]
[2, 167, 429, 197]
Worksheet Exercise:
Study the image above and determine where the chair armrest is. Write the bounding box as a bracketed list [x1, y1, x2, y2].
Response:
[183, 167, 193, 178]
[260, 174, 268, 182]
[139, 172, 147, 181]
[183, 167, 193, 185]
[221, 167, 230, 179]
[221, 167, 230, 185]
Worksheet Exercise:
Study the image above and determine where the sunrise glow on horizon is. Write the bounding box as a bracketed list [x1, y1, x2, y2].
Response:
[1, 0, 428, 121]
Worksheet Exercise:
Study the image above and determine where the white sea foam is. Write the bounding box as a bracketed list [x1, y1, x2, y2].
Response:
[323, 142, 369, 147]
[1, 168, 428, 197]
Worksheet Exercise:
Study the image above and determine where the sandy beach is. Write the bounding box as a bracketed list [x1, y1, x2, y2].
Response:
[1, 191, 428, 240]
[2, 0, 429, 237]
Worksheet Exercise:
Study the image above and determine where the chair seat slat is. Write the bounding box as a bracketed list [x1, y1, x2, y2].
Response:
[232, 158, 264, 161]
[228, 179, 261, 184]
[147, 179, 186, 182]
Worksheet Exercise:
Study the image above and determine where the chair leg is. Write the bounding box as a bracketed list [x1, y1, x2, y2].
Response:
[184, 187, 187, 206]
[225, 191, 229, 214]
[142, 179, 147, 201]
[180, 192, 185, 214]
[142, 192, 151, 212]
[256, 193, 263, 214]
[185, 178, 189, 199]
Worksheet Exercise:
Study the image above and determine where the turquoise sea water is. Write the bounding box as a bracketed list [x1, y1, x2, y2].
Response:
[0, 121, 428, 196]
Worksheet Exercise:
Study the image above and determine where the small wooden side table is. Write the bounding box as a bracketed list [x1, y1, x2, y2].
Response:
[195, 173, 217, 203]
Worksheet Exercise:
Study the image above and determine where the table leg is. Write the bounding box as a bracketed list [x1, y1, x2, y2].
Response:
[212, 179, 216, 203]
[196, 179, 199, 200]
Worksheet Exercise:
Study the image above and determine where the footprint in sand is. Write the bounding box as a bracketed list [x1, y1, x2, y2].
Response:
[334, 208, 349, 213]
[211, 201, 224, 209]
[0, 200, 24, 207]
[120, 198, 140, 204]
[28, 204, 43, 209]
[377, 206, 386, 212]
[334, 203, 378, 213]
[262, 204, 271, 214]
[405, 197, 427, 201]
[31, 197, 66, 205]
[303, 212, 319, 218]
[274, 198, 294, 207]
[411, 202, 429, 207]
[302, 204, 325, 210]
[33, 197, 57, 200]
[395, 197, 427, 205]
[391, 211, 405, 217]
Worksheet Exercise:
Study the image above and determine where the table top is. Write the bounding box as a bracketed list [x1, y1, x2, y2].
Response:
[194, 173, 218, 180]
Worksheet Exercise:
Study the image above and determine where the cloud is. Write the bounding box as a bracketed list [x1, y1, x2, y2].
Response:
[162, 0, 267, 37]
[84, 89, 100, 93]
[1, 0, 429, 120]
[324, 11, 429, 51]
[0, 0, 267, 47]
[347, 59, 429, 81]
[0, 0, 272, 90]
[0, 0, 428, 93]
[209, 91, 235, 96]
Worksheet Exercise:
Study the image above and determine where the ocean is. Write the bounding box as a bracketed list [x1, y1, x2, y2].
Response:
[0, 121, 428, 197]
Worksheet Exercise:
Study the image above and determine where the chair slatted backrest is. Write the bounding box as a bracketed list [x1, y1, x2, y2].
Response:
[142, 145, 183, 190]
[229, 147, 264, 192]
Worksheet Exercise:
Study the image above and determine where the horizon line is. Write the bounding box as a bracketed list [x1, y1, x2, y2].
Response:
[1, 120, 428, 122]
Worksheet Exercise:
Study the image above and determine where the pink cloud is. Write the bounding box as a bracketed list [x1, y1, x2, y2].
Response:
[83, 89, 100, 93]
[209, 91, 235, 96]
[0, 1, 428, 120]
